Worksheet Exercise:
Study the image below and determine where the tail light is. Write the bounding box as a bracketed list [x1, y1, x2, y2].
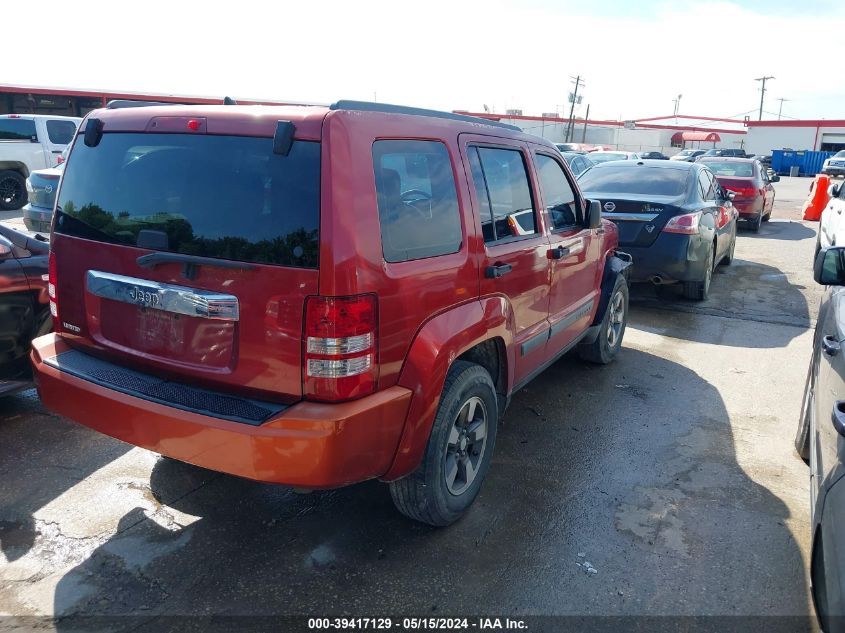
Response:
[663, 211, 702, 235]
[303, 294, 377, 402]
[48, 250, 59, 327]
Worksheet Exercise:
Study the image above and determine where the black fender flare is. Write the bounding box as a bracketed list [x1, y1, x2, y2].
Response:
[591, 250, 632, 327]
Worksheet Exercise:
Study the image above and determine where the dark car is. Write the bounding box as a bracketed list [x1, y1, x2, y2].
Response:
[23, 163, 63, 232]
[795, 246, 845, 632]
[559, 151, 594, 176]
[578, 160, 737, 300]
[639, 151, 669, 160]
[0, 224, 50, 396]
[32, 100, 630, 526]
[699, 157, 778, 232]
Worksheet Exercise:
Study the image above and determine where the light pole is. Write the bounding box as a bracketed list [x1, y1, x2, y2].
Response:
[565, 75, 584, 142]
[673, 94, 682, 117]
[755, 76, 775, 120]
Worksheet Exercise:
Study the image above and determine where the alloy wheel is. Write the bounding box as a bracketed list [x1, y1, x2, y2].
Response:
[0, 176, 21, 205]
[606, 290, 625, 348]
[444, 396, 489, 495]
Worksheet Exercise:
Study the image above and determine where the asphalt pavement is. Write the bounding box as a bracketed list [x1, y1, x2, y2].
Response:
[0, 177, 825, 631]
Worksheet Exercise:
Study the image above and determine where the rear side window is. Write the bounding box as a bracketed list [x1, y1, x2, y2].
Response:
[0, 118, 36, 141]
[698, 170, 715, 200]
[55, 133, 320, 268]
[373, 140, 462, 263]
[535, 153, 580, 230]
[471, 146, 537, 243]
[46, 120, 77, 145]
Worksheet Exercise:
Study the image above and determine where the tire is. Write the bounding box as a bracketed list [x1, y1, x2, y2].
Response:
[0, 170, 27, 211]
[796, 359, 814, 463]
[720, 231, 736, 266]
[749, 212, 762, 233]
[683, 245, 714, 301]
[389, 360, 498, 526]
[578, 275, 628, 364]
[812, 533, 831, 633]
[762, 212, 771, 222]
[815, 230, 822, 264]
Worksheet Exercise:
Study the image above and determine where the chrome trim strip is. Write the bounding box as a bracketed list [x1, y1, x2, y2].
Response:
[602, 212, 660, 222]
[86, 270, 239, 321]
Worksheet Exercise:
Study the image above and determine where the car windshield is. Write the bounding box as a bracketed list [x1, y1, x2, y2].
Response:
[836, 151, 845, 158]
[703, 161, 754, 177]
[55, 132, 321, 268]
[578, 164, 689, 196]
[677, 150, 695, 156]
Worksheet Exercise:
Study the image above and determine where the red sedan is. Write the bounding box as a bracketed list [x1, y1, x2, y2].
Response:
[698, 157, 778, 232]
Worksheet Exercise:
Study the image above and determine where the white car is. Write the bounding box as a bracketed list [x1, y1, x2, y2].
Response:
[818, 180, 845, 256]
[0, 114, 81, 211]
[822, 150, 845, 178]
[586, 151, 641, 164]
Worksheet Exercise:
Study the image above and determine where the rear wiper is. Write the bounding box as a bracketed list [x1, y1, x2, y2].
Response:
[136, 252, 256, 280]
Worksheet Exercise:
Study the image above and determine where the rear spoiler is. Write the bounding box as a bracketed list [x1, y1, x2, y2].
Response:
[0, 224, 49, 256]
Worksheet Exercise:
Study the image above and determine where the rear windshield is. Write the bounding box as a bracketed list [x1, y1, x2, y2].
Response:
[0, 118, 36, 141]
[704, 161, 754, 177]
[55, 133, 320, 268]
[578, 165, 689, 197]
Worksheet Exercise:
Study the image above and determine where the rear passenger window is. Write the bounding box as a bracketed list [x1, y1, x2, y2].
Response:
[46, 120, 77, 145]
[698, 171, 714, 200]
[535, 153, 580, 230]
[470, 146, 537, 243]
[373, 140, 462, 263]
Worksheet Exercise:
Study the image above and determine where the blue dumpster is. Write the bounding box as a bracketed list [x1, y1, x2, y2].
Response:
[771, 150, 835, 176]
[802, 151, 835, 176]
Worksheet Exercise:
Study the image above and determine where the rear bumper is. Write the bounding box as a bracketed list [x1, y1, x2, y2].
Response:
[621, 232, 710, 283]
[31, 334, 412, 488]
[732, 198, 763, 220]
[21, 204, 53, 232]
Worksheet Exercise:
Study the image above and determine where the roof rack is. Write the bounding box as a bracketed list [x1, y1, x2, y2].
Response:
[106, 100, 186, 109]
[329, 100, 521, 131]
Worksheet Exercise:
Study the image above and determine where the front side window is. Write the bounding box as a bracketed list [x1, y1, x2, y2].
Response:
[46, 120, 78, 145]
[0, 118, 36, 141]
[55, 133, 321, 268]
[535, 153, 580, 230]
[471, 146, 537, 243]
[373, 140, 462, 263]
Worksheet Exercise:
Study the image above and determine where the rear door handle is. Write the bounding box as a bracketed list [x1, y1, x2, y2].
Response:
[547, 246, 571, 260]
[823, 335, 841, 356]
[485, 263, 513, 278]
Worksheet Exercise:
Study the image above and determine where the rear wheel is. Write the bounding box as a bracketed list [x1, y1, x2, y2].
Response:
[389, 361, 498, 526]
[0, 170, 26, 211]
[579, 275, 628, 364]
[721, 231, 736, 266]
[749, 212, 762, 232]
[683, 246, 714, 301]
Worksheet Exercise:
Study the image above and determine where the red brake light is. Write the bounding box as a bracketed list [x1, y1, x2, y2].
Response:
[663, 211, 702, 235]
[48, 251, 59, 327]
[187, 119, 201, 131]
[304, 295, 378, 402]
[727, 186, 756, 198]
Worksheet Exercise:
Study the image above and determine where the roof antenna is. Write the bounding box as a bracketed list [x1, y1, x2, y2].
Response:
[223, 96, 238, 105]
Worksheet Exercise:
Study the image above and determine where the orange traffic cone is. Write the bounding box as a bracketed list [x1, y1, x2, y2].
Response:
[803, 174, 831, 221]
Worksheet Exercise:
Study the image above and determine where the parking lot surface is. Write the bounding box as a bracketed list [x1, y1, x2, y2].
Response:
[0, 178, 824, 629]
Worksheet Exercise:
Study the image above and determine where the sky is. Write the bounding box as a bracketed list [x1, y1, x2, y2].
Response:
[7, 0, 845, 122]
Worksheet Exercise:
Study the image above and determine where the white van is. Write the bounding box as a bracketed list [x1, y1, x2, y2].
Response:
[0, 114, 81, 211]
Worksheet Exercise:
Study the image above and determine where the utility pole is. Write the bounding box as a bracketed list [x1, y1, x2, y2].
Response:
[777, 97, 790, 120]
[581, 104, 590, 143]
[755, 76, 775, 120]
[565, 75, 584, 142]
[672, 94, 682, 117]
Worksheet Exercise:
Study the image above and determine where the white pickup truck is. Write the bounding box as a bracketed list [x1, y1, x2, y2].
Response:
[0, 114, 81, 211]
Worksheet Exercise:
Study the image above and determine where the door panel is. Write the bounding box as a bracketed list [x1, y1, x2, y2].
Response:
[460, 137, 551, 385]
[532, 150, 599, 353]
[815, 291, 845, 491]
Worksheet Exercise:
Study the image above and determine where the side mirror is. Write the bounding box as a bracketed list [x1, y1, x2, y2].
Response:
[830, 184, 841, 198]
[814, 247, 845, 285]
[0, 243, 11, 257]
[723, 190, 736, 201]
[587, 199, 602, 229]
[770, 174, 780, 183]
